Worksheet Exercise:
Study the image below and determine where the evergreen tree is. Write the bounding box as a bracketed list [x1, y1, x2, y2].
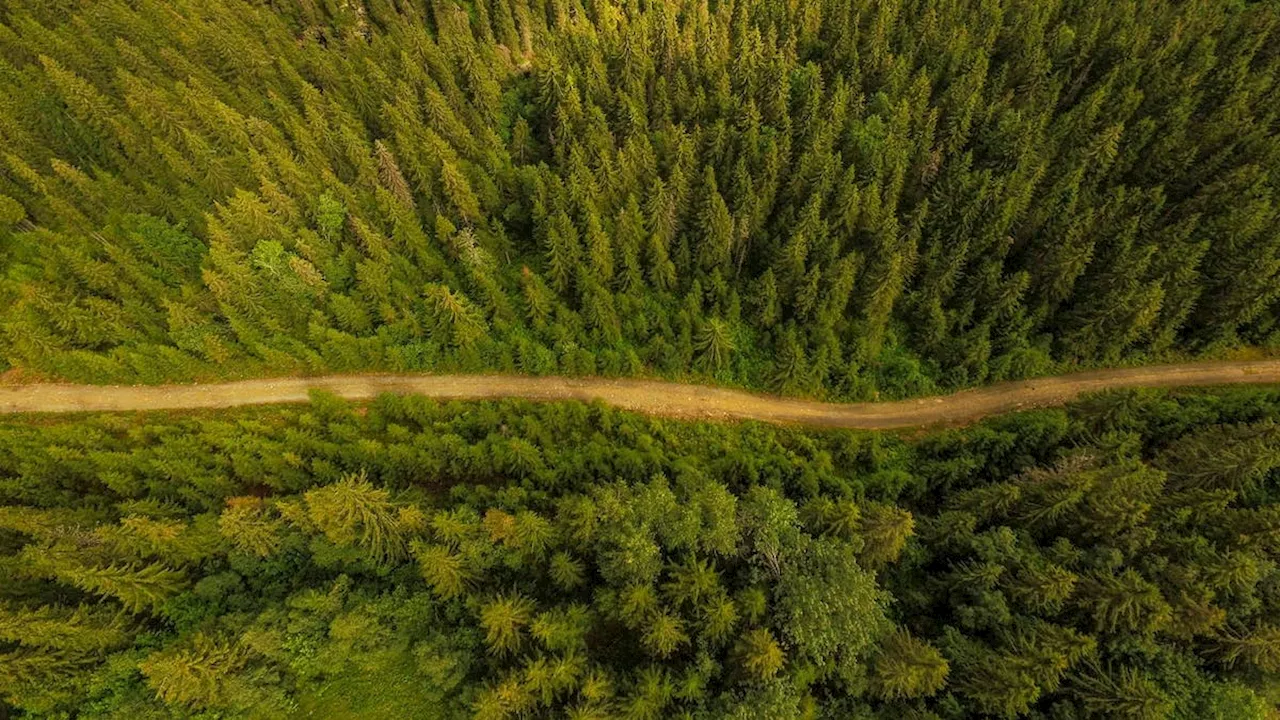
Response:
[303, 470, 407, 563]
[217, 496, 283, 557]
[869, 630, 950, 699]
[0, 605, 130, 653]
[735, 627, 785, 680]
[139, 633, 248, 709]
[694, 317, 735, 373]
[480, 593, 535, 657]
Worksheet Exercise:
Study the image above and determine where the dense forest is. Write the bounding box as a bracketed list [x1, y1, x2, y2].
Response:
[0, 387, 1277, 717]
[0, 0, 1278, 396]
[4, 1, 1280, 718]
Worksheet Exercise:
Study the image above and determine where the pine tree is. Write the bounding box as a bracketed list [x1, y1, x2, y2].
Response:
[0, 605, 130, 652]
[869, 630, 949, 699]
[770, 327, 808, 393]
[1069, 664, 1173, 720]
[218, 496, 283, 557]
[735, 627, 785, 680]
[531, 605, 591, 653]
[696, 166, 734, 272]
[0, 649, 96, 699]
[953, 650, 1043, 718]
[139, 633, 248, 709]
[1217, 623, 1280, 673]
[304, 470, 407, 563]
[519, 266, 556, 327]
[614, 195, 647, 292]
[584, 211, 614, 283]
[544, 210, 582, 294]
[1006, 561, 1078, 614]
[480, 593, 535, 657]
[621, 665, 674, 720]
[694, 317, 735, 372]
[483, 509, 518, 545]
[663, 556, 720, 609]
[642, 611, 688, 659]
[473, 676, 534, 720]
[439, 156, 483, 222]
[374, 140, 415, 209]
[35, 552, 188, 613]
[424, 283, 489, 347]
[509, 510, 555, 559]
[701, 592, 739, 645]
[617, 584, 660, 629]
[858, 501, 915, 567]
[816, 498, 862, 540]
[412, 542, 472, 599]
[1079, 570, 1172, 635]
[549, 551, 586, 590]
[1157, 422, 1280, 494]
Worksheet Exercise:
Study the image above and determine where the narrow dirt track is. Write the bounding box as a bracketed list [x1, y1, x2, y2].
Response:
[1, 359, 1279, 429]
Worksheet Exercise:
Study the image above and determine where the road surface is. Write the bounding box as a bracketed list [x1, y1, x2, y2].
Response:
[1, 360, 1279, 429]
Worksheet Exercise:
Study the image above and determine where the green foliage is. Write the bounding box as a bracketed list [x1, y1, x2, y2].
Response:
[775, 537, 889, 680]
[0, 0, 1275, 398]
[0, 605, 130, 652]
[0, 194, 24, 226]
[1069, 664, 1174, 720]
[695, 318, 736, 373]
[304, 471, 408, 563]
[0, 389, 1278, 716]
[857, 501, 916, 567]
[869, 630, 950, 699]
[479, 593, 535, 657]
[412, 542, 470, 600]
[735, 628, 785, 680]
[138, 633, 248, 709]
[39, 556, 188, 613]
[218, 496, 284, 557]
[642, 611, 689, 659]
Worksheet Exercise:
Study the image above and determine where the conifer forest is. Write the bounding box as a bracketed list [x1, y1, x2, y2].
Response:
[1, 0, 1280, 717]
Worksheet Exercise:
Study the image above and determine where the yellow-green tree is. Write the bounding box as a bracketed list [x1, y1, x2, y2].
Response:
[304, 470, 407, 563]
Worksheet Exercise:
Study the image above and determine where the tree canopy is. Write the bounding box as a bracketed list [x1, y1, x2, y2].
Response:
[1, 387, 1279, 716]
[0, 0, 1276, 397]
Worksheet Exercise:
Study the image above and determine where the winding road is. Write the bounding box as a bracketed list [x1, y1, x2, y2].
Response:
[2, 359, 1279, 429]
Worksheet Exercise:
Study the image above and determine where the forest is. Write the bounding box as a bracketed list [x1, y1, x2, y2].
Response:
[0, 387, 1278, 717]
[3, 0, 1280, 718]
[0, 0, 1277, 397]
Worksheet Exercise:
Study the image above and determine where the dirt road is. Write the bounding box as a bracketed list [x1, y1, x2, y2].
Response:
[1, 360, 1279, 429]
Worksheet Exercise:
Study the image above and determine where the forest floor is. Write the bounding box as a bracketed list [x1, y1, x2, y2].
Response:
[3, 360, 1280, 429]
